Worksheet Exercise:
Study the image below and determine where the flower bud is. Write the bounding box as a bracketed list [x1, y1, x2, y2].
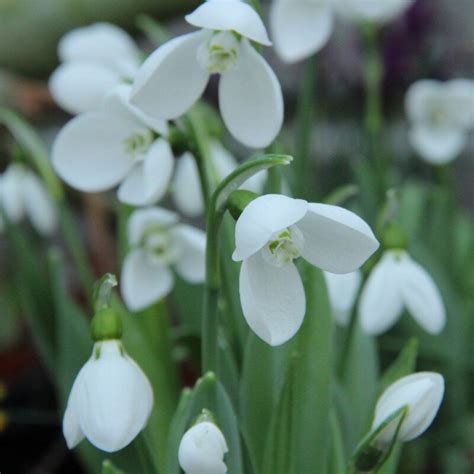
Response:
[178, 420, 228, 474]
[371, 372, 444, 445]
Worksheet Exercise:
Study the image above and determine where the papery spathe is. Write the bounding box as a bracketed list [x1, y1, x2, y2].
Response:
[121, 207, 206, 311]
[233, 194, 379, 345]
[359, 250, 446, 335]
[50, 23, 141, 115]
[63, 339, 153, 452]
[131, 0, 283, 148]
[178, 421, 228, 474]
[371, 372, 444, 445]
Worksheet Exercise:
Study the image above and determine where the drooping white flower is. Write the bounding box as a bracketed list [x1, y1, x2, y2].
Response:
[359, 250, 446, 335]
[233, 194, 379, 345]
[0, 164, 57, 236]
[173, 140, 266, 217]
[178, 421, 228, 474]
[121, 207, 206, 311]
[49, 23, 141, 115]
[270, 0, 335, 63]
[52, 84, 172, 207]
[405, 79, 474, 164]
[337, 0, 415, 24]
[63, 339, 153, 452]
[324, 270, 362, 326]
[371, 372, 444, 445]
[131, 0, 284, 148]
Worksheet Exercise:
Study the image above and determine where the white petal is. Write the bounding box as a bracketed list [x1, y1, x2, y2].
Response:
[127, 207, 179, 246]
[178, 421, 228, 474]
[105, 84, 169, 135]
[117, 139, 174, 206]
[296, 203, 379, 273]
[239, 251, 306, 346]
[372, 372, 444, 444]
[131, 31, 210, 120]
[121, 249, 174, 311]
[338, 0, 415, 23]
[185, 0, 271, 46]
[22, 172, 57, 236]
[209, 140, 238, 181]
[409, 125, 466, 165]
[219, 39, 284, 148]
[324, 270, 362, 326]
[76, 341, 153, 452]
[445, 79, 474, 129]
[270, 0, 334, 63]
[0, 164, 26, 222]
[58, 22, 139, 76]
[405, 80, 443, 123]
[233, 194, 308, 261]
[398, 255, 446, 334]
[172, 152, 205, 217]
[49, 61, 121, 115]
[52, 111, 140, 192]
[359, 252, 404, 335]
[63, 371, 86, 449]
[173, 224, 206, 283]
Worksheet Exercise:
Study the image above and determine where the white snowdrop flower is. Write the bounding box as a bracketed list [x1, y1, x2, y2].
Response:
[52, 84, 173, 207]
[324, 270, 362, 326]
[359, 250, 446, 335]
[63, 339, 153, 452]
[405, 79, 474, 164]
[49, 23, 141, 115]
[131, 0, 284, 149]
[371, 372, 444, 445]
[270, 0, 335, 63]
[178, 421, 228, 474]
[173, 140, 267, 217]
[121, 207, 206, 311]
[233, 194, 379, 345]
[337, 0, 415, 24]
[0, 164, 57, 236]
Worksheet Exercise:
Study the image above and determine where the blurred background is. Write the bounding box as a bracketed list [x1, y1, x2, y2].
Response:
[0, 0, 472, 472]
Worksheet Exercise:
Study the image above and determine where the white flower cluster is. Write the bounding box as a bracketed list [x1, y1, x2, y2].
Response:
[47, 0, 450, 465]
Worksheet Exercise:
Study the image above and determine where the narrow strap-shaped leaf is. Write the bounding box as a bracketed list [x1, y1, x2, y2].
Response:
[292, 263, 334, 473]
[240, 332, 294, 472]
[0, 107, 63, 199]
[262, 264, 334, 474]
[102, 460, 126, 474]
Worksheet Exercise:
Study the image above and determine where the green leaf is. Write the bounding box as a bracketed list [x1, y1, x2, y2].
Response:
[48, 248, 91, 402]
[340, 325, 379, 447]
[240, 333, 294, 472]
[0, 107, 63, 199]
[165, 373, 243, 474]
[328, 410, 346, 474]
[262, 264, 334, 474]
[102, 460, 126, 474]
[135, 14, 169, 46]
[376, 338, 418, 399]
[349, 406, 408, 472]
[324, 184, 359, 206]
